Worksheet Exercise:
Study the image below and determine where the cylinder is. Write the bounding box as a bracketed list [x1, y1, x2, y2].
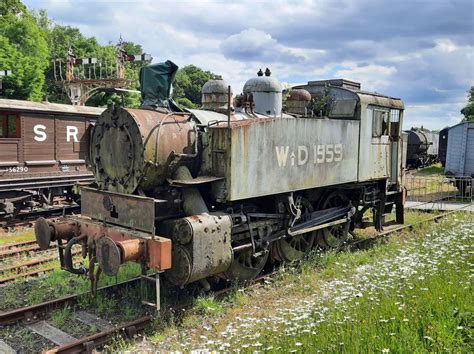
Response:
[90, 106, 196, 194]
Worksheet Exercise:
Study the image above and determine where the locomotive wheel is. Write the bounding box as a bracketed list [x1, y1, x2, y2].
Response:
[224, 247, 269, 282]
[317, 192, 350, 249]
[275, 197, 315, 262]
[274, 234, 315, 262]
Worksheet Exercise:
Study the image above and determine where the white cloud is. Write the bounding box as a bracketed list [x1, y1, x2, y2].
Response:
[335, 64, 397, 91]
[22, 0, 474, 128]
[434, 39, 459, 53]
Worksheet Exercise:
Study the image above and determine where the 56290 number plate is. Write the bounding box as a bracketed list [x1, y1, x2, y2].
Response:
[3, 166, 29, 173]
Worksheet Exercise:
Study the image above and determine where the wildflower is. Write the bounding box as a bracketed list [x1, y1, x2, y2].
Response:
[295, 342, 302, 346]
[382, 349, 390, 353]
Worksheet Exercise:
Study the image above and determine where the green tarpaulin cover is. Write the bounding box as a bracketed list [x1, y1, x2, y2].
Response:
[139, 60, 179, 108]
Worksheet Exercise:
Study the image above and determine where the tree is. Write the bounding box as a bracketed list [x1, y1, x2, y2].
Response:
[173, 65, 217, 108]
[0, 0, 49, 101]
[460, 86, 474, 121]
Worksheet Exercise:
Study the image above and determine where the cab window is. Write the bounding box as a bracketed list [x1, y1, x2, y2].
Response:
[0, 112, 20, 138]
[372, 109, 389, 137]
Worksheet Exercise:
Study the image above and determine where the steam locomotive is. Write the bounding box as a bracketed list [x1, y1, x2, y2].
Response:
[35, 62, 405, 307]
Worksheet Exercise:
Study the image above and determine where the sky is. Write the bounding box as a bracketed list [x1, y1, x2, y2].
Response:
[23, 0, 474, 130]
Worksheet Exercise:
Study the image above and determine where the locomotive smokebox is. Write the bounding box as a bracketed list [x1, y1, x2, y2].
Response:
[90, 106, 196, 194]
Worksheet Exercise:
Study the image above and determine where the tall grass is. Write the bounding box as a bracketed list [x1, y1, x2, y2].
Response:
[152, 213, 472, 352]
[257, 252, 473, 352]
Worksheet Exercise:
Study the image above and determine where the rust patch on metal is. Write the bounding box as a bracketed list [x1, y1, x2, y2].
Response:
[81, 187, 156, 233]
[147, 237, 172, 271]
[211, 116, 274, 129]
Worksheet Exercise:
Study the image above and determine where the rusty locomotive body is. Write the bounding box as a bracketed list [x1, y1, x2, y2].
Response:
[35, 63, 405, 306]
[0, 99, 102, 220]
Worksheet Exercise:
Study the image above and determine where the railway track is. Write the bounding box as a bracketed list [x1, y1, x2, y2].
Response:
[0, 250, 82, 285]
[0, 209, 467, 353]
[0, 240, 55, 258]
[0, 204, 80, 230]
[0, 240, 82, 285]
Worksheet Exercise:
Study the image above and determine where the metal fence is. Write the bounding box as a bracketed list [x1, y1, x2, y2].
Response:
[404, 174, 473, 207]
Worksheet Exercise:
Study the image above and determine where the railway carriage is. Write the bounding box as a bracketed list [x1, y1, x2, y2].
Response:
[0, 99, 103, 220]
[35, 62, 405, 308]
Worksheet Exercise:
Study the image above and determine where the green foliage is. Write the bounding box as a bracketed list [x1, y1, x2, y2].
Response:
[195, 295, 223, 314]
[49, 306, 71, 327]
[460, 86, 474, 121]
[0, 0, 49, 100]
[175, 96, 198, 109]
[1, 1, 216, 107]
[0, 0, 145, 106]
[173, 64, 216, 107]
[310, 83, 332, 116]
[416, 162, 444, 176]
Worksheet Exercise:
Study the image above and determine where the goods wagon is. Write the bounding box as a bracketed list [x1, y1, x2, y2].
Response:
[425, 131, 439, 158]
[35, 63, 405, 308]
[444, 121, 474, 195]
[0, 99, 103, 219]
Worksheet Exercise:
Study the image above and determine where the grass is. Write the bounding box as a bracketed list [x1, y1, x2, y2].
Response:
[0, 255, 142, 310]
[0, 229, 35, 244]
[416, 163, 444, 176]
[49, 306, 72, 327]
[256, 241, 473, 352]
[143, 212, 473, 352]
[194, 295, 224, 315]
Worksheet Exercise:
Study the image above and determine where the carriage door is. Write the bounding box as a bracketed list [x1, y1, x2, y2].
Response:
[389, 109, 402, 186]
